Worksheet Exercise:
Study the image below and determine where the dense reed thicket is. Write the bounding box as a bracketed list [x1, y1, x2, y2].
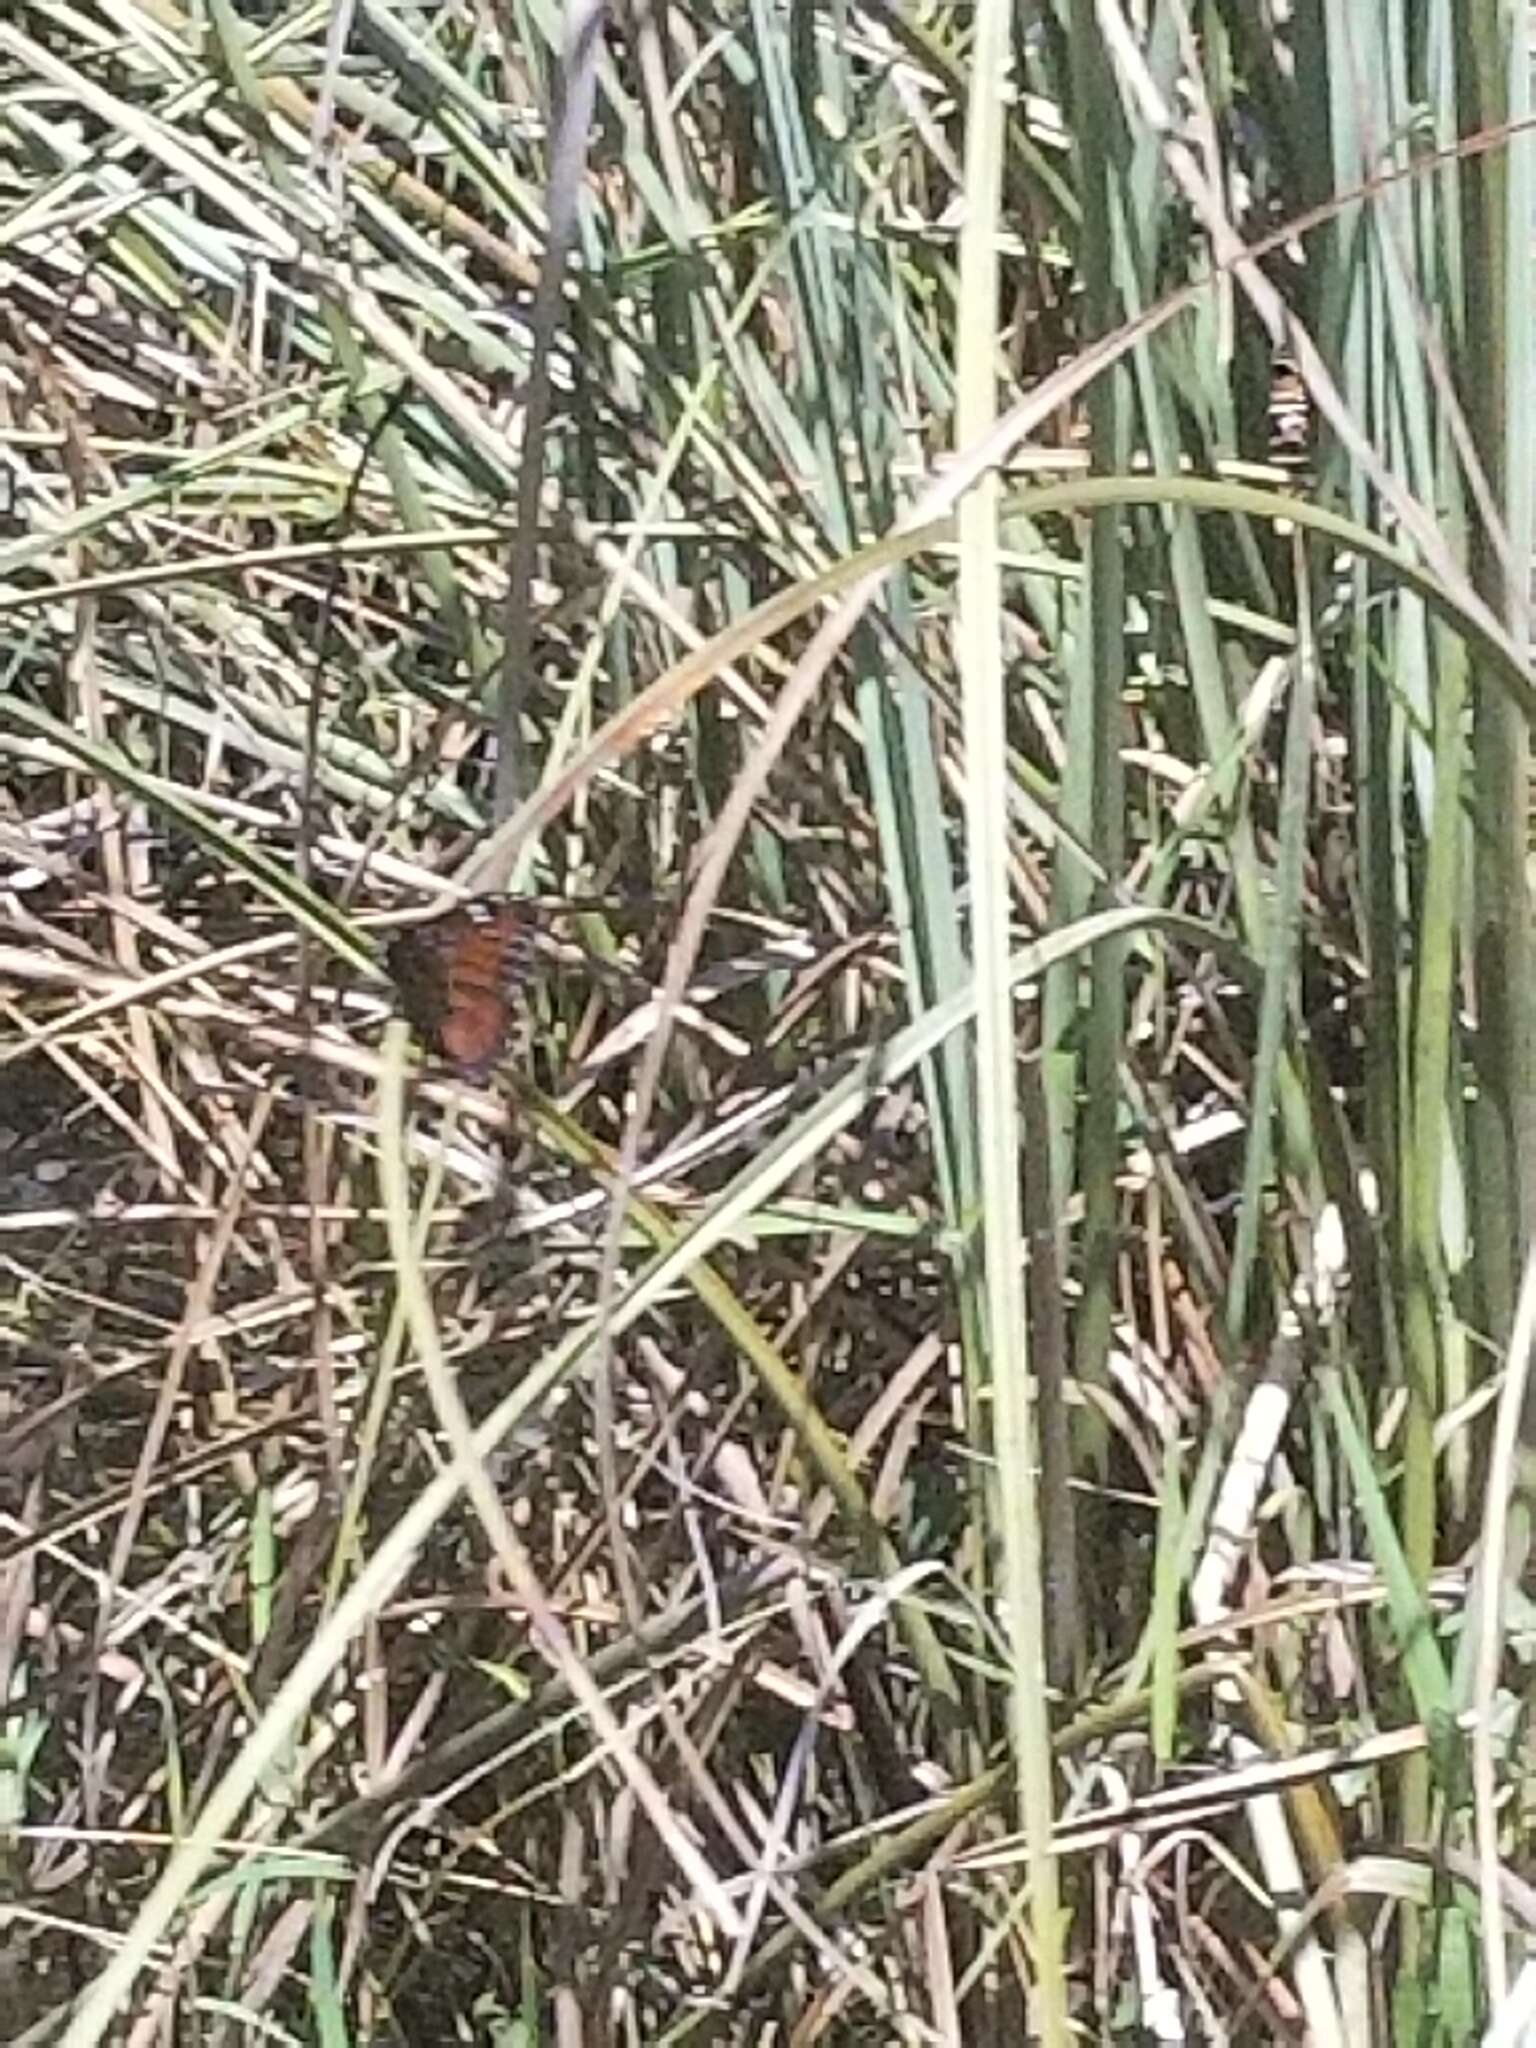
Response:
[0, 4, 1533, 2041]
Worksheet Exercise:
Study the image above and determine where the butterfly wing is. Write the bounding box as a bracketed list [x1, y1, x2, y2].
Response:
[386, 923, 454, 1045]
[386, 900, 534, 1078]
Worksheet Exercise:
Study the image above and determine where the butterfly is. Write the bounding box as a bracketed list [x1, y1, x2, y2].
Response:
[385, 898, 536, 1079]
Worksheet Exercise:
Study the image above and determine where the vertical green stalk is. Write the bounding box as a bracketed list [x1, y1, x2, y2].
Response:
[1226, 548, 1318, 1337]
[1457, 1, 1533, 1351]
[956, 3, 1066, 2036]
[1058, 0, 1129, 1452]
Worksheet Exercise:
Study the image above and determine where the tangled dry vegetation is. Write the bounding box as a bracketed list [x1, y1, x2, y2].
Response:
[1, 2, 1534, 2044]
